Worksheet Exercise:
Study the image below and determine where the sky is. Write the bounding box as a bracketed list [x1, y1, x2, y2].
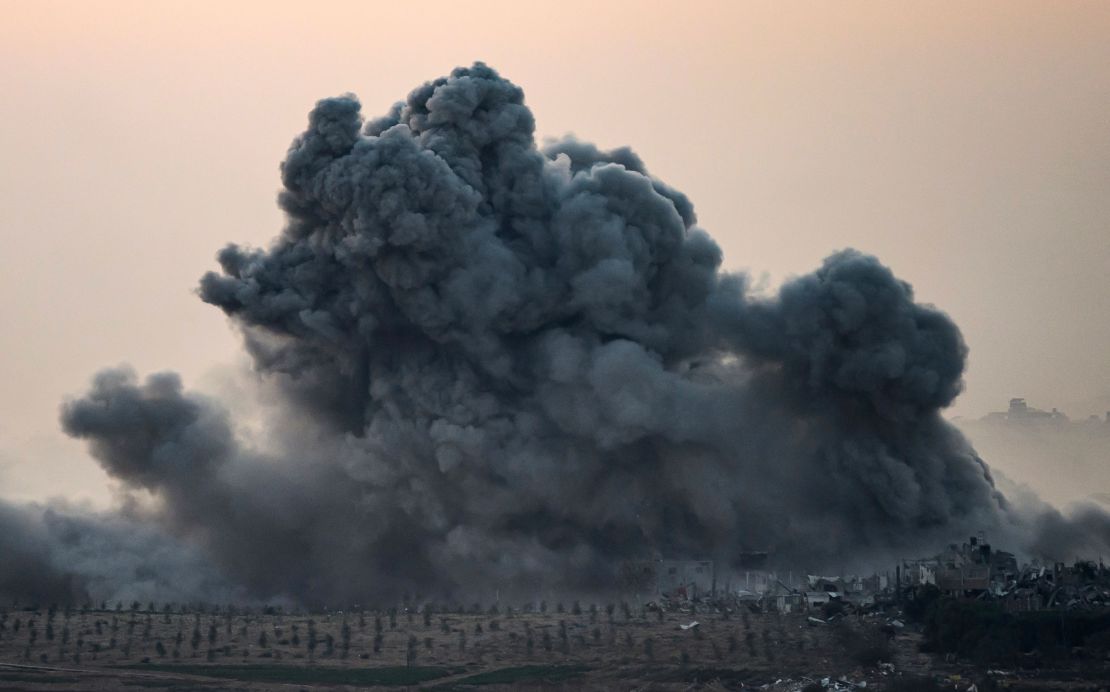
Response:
[1, 1, 1108, 507]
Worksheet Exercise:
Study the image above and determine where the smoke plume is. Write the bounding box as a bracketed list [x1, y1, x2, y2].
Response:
[5, 63, 1107, 605]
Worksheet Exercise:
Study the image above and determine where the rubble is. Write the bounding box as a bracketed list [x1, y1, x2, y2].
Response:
[613, 536, 1110, 689]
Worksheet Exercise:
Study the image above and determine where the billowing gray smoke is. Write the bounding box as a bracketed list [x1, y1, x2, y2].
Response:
[0, 496, 239, 606]
[6, 63, 1107, 605]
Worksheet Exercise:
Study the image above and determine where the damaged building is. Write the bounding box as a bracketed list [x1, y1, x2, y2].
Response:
[618, 558, 716, 599]
[619, 551, 777, 601]
[898, 534, 1018, 596]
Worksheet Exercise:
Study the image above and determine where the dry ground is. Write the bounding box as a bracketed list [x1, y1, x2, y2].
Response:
[0, 604, 1106, 690]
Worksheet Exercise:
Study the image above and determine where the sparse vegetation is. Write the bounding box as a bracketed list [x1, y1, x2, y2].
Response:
[119, 663, 458, 685]
[0, 598, 1103, 690]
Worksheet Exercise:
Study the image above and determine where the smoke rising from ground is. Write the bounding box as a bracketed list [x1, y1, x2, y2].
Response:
[4, 63, 1108, 605]
[0, 496, 239, 606]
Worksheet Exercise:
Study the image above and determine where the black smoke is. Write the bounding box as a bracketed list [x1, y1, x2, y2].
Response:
[4, 63, 1106, 605]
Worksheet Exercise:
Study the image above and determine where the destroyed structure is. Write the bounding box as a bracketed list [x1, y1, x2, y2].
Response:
[620, 559, 717, 599]
[899, 534, 1018, 595]
[896, 536, 1110, 614]
[623, 534, 1110, 616]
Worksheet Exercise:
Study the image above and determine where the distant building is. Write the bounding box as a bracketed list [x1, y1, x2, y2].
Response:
[618, 560, 660, 594]
[934, 534, 1010, 594]
[937, 565, 990, 593]
[984, 397, 1070, 424]
[723, 568, 774, 595]
[658, 559, 714, 598]
[618, 558, 715, 599]
[762, 580, 804, 613]
[900, 559, 938, 586]
[897, 534, 1020, 595]
[862, 573, 889, 592]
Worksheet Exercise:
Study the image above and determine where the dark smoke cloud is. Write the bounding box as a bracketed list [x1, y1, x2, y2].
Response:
[0, 497, 238, 605]
[4, 63, 1107, 604]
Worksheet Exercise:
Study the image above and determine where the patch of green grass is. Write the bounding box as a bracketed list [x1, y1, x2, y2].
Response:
[441, 665, 589, 686]
[0, 673, 83, 683]
[120, 680, 229, 689]
[649, 666, 755, 684]
[117, 663, 459, 686]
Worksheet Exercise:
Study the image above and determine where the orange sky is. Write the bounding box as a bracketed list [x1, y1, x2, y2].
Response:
[1, 1, 1108, 505]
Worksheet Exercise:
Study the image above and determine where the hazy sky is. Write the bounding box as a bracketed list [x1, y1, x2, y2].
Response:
[1, 1, 1108, 506]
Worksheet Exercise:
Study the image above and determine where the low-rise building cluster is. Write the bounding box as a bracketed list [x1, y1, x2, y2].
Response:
[623, 533, 1110, 616]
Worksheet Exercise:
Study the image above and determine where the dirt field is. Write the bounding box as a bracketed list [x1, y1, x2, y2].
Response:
[0, 604, 1107, 690]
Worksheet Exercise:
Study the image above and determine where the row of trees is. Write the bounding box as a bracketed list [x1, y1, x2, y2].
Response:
[5, 598, 671, 621]
[3, 600, 821, 671]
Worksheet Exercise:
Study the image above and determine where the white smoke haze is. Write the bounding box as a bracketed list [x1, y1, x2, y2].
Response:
[3, 63, 1108, 607]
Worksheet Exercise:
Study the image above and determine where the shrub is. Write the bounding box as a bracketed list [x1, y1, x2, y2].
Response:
[849, 633, 892, 668]
[890, 675, 945, 691]
[406, 635, 417, 666]
[904, 585, 942, 623]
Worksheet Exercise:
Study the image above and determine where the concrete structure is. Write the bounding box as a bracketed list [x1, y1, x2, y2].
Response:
[900, 559, 938, 586]
[937, 565, 990, 592]
[618, 558, 714, 599]
[657, 559, 714, 598]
